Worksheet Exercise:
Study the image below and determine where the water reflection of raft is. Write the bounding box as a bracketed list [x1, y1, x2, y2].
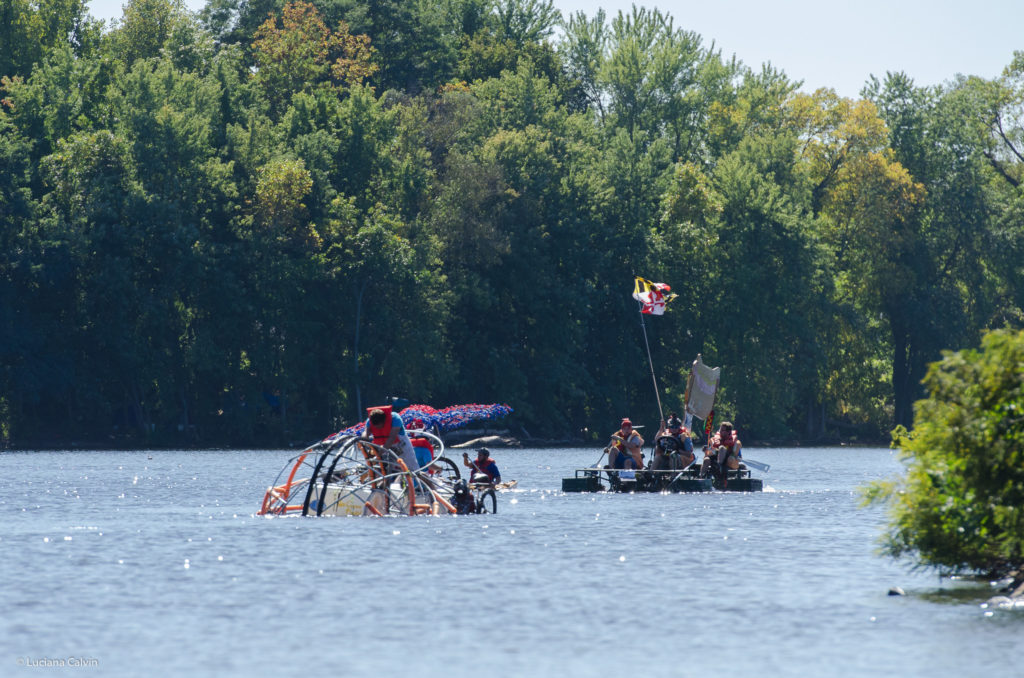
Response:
[561, 466, 763, 493]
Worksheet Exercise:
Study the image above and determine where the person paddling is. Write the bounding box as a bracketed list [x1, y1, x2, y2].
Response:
[463, 448, 501, 484]
[607, 418, 644, 470]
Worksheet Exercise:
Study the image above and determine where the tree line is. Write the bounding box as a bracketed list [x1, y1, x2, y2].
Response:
[1, 0, 1022, 448]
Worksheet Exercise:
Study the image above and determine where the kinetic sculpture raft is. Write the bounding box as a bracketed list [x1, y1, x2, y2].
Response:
[562, 355, 765, 493]
[258, 403, 512, 517]
[561, 465, 763, 493]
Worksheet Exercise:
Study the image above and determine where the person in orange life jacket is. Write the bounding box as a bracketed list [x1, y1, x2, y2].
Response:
[652, 412, 694, 471]
[362, 406, 420, 472]
[463, 448, 501, 484]
[607, 418, 644, 470]
[699, 421, 742, 479]
[407, 418, 436, 470]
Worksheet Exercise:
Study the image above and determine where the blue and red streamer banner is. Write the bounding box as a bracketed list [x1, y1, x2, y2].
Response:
[327, 403, 514, 442]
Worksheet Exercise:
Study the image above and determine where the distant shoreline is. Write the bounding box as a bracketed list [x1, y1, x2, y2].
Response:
[2, 435, 892, 452]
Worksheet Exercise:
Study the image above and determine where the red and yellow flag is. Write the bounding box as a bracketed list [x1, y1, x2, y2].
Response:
[632, 276, 678, 315]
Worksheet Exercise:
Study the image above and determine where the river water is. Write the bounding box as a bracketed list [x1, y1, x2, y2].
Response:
[1, 446, 1020, 677]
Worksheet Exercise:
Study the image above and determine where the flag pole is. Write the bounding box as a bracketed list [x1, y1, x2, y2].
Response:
[638, 308, 665, 422]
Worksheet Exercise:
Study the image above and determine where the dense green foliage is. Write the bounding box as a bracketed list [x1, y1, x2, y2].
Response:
[865, 328, 1024, 577]
[1, 0, 1022, 447]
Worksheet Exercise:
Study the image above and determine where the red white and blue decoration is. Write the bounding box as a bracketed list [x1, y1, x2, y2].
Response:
[330, 403, 513, 440]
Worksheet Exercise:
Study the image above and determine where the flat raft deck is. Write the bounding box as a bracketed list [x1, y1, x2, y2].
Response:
[562, 467, 762, 493]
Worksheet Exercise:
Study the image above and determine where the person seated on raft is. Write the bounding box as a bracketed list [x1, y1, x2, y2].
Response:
[407, 418, 437, 471]
[607, 418, 644, 470]
[652, 412, 695, 471]
[463, 448, 501, 484]
[699, 421, 742, 479]
[362, 406, 421, 473]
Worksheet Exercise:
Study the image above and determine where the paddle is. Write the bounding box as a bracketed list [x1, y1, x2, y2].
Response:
[740, 457, 770, 472]
[668, 456, 698, 485]
[592, 442, 614, 468]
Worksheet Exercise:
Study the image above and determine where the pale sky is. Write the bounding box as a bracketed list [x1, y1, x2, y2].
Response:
[87, 0, 1023, 99]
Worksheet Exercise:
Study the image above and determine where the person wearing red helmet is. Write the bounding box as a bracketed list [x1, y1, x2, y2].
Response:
[607, 418, 644, 469]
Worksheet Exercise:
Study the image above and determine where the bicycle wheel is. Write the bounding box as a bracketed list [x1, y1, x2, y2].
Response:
[475, 488, 497, 514]
[430, 456, 461, 483]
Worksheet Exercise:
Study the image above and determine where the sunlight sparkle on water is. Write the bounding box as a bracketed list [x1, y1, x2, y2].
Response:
[4, 445, 1019, 677]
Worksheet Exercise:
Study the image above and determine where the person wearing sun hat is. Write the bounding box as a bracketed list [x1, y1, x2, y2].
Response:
[607, 417, 644, 469]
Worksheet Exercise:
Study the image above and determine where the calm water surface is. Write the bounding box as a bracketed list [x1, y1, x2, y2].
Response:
[1, 446, 1020, 677]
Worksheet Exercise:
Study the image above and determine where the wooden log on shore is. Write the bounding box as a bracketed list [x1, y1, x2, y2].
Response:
[450, 435, 522, 449]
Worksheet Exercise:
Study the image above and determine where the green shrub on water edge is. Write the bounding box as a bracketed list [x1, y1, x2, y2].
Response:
[864, 328, 1024, 579]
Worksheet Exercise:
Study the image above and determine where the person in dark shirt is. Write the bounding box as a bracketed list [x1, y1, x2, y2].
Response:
[463, 448, 501, 484]
[652, 412, 695, 471]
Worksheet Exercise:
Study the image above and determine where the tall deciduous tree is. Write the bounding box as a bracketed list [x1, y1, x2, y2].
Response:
[0, 0, 96, 79]
[793, 89, 928, 430]
[114, 0, 192, 66]
[864, 73, 1014, 429]
[252, 1, 377, 118]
